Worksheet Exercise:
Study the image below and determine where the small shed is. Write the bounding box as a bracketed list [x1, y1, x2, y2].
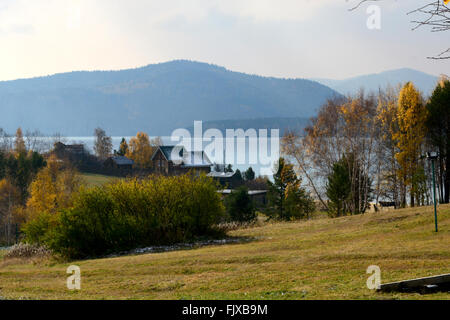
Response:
[104, 156, 134, 172]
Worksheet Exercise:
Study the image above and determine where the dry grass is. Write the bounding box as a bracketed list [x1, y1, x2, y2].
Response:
[0, 205, 449, 300]
[3, 244, 51, 260]
[79, 173, 119, 187]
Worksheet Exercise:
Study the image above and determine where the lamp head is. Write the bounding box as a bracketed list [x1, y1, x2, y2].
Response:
[426, 151, 438, 160]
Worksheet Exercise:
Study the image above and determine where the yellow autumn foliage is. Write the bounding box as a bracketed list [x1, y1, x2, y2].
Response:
[394, 82, 428, 203]
[126, 132, 160, 168]
[14, 127, 26, 155]
[26, 156, 83, 220]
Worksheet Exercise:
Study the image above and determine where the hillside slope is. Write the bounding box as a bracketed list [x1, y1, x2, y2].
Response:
[312, 68, 439, 96]
[1, 205, 449, 300]
[0, 60, 338, 136]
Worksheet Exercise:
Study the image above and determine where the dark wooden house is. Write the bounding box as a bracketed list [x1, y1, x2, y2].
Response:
[151, 146, 212, 176]
[104, 156, 134, 174]
[53, 142, 86, 158]
[207, 171, 244, 189]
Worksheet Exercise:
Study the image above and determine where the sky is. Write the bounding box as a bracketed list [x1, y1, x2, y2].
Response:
[0, 0, 449, 81]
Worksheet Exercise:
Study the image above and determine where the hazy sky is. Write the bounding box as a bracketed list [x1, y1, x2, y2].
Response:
[0, 0, 448, 81]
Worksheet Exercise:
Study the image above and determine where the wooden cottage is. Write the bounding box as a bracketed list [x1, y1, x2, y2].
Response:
[207, 171, 244, 189]
[151, 146, 212, 176]
[104, 156, 134, 174]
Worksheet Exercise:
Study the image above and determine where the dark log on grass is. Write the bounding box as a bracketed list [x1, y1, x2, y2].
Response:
[379, 273, 450, 293]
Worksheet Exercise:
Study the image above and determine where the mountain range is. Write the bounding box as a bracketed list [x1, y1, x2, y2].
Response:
[312, 68, 439, 96]
[0, 60, 337, 136]
[0, 61, 440, 137]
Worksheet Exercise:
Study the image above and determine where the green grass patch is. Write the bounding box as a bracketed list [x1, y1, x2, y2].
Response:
[79, 173, 119, 187]
[0, 204, 449, 300]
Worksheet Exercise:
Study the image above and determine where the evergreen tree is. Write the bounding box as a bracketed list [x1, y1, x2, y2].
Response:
[326, 158, 351, 217]
[268, 158, 314, 220]
[225, 186, 256, 222]
[244, 167, 256, 181]
[426, 78, 450, 203]
[235, 169, 243, 180]
[117, 138, 129, 157]
[3, 151, 45, 204]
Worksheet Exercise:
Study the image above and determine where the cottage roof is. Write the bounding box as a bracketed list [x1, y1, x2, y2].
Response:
[217, 189, 268, 195]
[152, 146, 183, 161]
[207, 171, 237, 179]
[110, 156, 134, 166]
[181, 151, 212, 167]
[54, 142, 85, 154]
[152, 146, 212, 168]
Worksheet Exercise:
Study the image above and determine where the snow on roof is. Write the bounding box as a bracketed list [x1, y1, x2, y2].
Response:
[207, 172, 237, 178]
[217, 189, 268, 195]
[153, 146, 212, 167]
[182, 151, 212, 167]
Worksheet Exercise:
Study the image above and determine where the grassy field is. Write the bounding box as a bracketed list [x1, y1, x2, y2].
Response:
[0, 205, 449, 300]
[79, 173, 120, 187]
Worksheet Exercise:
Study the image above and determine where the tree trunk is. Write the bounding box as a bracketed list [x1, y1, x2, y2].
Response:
[400, 181, 406, 208]
[445, 155, 450, 203]
[438, 154, 444, 203]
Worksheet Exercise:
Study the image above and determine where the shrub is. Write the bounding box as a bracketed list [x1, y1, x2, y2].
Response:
[24, 174, 225, 259]
[22, 212, 59, 245]
[225, 186, 256, 223]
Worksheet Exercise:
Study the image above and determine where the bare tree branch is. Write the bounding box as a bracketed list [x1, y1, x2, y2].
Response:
[348, 0, 382, 11]
[349, 0, 450, 59]
[428, 48, 450, 59]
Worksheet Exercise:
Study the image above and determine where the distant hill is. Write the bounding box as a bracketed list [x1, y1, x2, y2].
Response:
[312, 68, 439, 97]
[0, 60, 338, 136]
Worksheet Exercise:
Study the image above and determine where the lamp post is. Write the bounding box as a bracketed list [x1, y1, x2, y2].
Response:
[426, 152, 439, 233]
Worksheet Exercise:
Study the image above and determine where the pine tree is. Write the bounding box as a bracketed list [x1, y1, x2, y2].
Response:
[426, 78, 450, 203]
[244, 167, 256, 181]
[326, 158, 351, 217]
[235, 169, 243, 180]
[117, 138, 129, 157]
[268, 158, 314, 220]
[225, 186, 256, 222]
